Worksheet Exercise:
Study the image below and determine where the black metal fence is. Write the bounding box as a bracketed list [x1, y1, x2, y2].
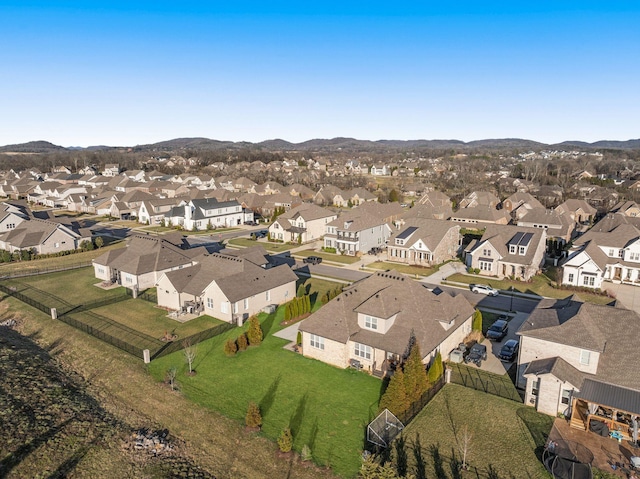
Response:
[151, 321, 236, 360]
[0, 261, 94, 280]
[0, 282, 52, 315]
[398, 375, 447, 426]
[448, 363, 523, 402]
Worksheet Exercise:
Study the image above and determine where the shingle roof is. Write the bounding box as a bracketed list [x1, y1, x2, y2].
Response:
[279, 203, 336, 222]
[518, 297, 640, 390]
[470, 224, 545, 266]
[388, 218, 459, 252]
[523, 357, 585, 389]
[299, 271, 475, 356]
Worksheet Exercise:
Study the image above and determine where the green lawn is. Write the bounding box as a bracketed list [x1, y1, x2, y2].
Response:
[296, 249, 360, 265]
[91, 299, 225, 339]
[446, 273, 613, 305]
[399, 384, 552, 479]
[228, 237, 299, 252]
[3, 267, 126, 305]
[367, 260, 439, 277]
[148, 278, 379, 478]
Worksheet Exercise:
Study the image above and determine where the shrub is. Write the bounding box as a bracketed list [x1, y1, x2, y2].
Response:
[245, 402, 262, 429]
[427, 351, 444, 383]
[300, 444, 312, 462]
[223, 338, 238, 356]
[237, 333, 248, 351]
[322, 246, 337, 254]
[246, 316, 263, 346]
[277, 427, 293, 453]
[378, 368, 409, 417]
[472, 309, 483, 332]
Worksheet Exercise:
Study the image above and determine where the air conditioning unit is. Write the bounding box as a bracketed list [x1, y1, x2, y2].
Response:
[529, 397, 536, 405]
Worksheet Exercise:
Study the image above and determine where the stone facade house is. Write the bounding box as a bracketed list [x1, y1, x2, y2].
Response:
[269, 203, 337, 244]
[156, 253, 297, 324]
[466, 224, 547, 280]
[450, 206, 511, 226]
[386, 219, 460, 266]
[516, 207, 574, 244]
[299, 271, 475, 375]
[554, 199, 597, 225]
[517, 297, 640, 439]
[458, 191, 500, 209]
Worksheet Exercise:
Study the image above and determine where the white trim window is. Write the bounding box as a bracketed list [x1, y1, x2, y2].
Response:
[354, 343, 372, 360]
[244, 298, 249, 310]
[582, 275, 595, 287]
[221, 302, 228, 314]
[310, 334, 324, 350]
[266, 290, 270, 301]
[568, 273, 574, 283]
[207, 297, 213, 309]
[579, 350, 591, 366]
[479, 260, 492, 271]
[364, 315, 378, 330]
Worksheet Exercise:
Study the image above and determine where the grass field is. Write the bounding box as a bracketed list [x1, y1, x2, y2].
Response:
[148, 277, 380, 478]
[399, 384, 553, 479]
[446, 273, 613, 305]
[0, 242, 124, 276]
[295, 249, 360, 265]
[367, 260, 439, 277]
[91, 299, 225, 339]
[228, 237, 300, 252]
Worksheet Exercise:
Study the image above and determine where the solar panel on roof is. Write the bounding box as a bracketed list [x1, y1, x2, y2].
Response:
[520, 232, 534, 246]
[509, 232, 524, 246]
[396, 226, 418, 240]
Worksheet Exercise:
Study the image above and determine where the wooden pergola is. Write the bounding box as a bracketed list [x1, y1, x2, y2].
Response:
[571, 397, 638, 442]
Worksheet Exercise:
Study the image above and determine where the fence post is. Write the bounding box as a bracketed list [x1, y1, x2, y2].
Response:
[143, 349, 150, 364]
[445, 367, 452, 384]
[50, 307, 57, 319]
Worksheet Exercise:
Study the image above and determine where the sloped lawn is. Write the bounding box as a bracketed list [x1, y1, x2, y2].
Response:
[148, 301, 382, 478]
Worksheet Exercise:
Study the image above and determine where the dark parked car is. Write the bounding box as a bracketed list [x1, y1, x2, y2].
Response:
[368, 247, 383, 255]
[244, 220, 258, 226]
[303, 256, 323, 265]
[464, 343, 487, 367]
[486, 319, 509, 341]
[251, 229, 268, 239]
[499, 339, 519, 362]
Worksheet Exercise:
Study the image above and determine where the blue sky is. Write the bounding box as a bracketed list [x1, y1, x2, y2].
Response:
[0, 1, 638, 146]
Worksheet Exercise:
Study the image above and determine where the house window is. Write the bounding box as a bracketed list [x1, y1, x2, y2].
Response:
[582, 276, 595, 287]
[579, 350, 590, 366]
[531, 379, 540, 396]
[483, 249, 491, 257]
[207, 297, 213, 309]
[354, 343, 372, 360]
[568, 273, 574, 283]
[519, 246, 526, 255]
[233, 302, 238, 314]
[479, 261, 492, 271]
[266, 290, 270, 301]
[631, 252, 640, 261]
[98, 267, 105, 274]
[364, 315, 378, 330]
[125, 276, 133, 284]
[561, 389, 572, 405]
[609, 249, 615, 256]
[618, 249, 624, 258]
[509, 245, 516, 254]
[244, 298, 249, 310]
[221, 302, 228, 314]
[55, 242, 60, 248]
[310, 334, 324, 350]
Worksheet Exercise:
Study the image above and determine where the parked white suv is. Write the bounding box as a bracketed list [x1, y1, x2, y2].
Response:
[470, 284, 499, 296]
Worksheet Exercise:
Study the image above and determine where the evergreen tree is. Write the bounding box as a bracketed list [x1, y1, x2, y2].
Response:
[378, 369, 409, 417]
[472, 309, 483, 332]
[224, 338, 237, 356]
[403, 342, 429, 404]
[245, 401, 262, 429]
[305, 295, 311, 313]
[237, 332, 249, 351]
[247, 315, 263, 346]
[297, 283, 306, 297]
[277, 427, 293, 452]
[427, 351, 444, 384]
[284, 303, 291, 322]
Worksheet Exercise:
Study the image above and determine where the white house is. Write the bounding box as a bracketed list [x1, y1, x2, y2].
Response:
[165, 198, 252, 230]
[269, 203, 337, 244]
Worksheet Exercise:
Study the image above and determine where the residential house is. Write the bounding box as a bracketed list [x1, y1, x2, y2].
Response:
[449, 206, 511, 226]
[269, 203, 337, 243]
[610, 200, 640, 218]
[560, 219, 640, 289]
[322, 201, 405, 254]
[554, 199, 597, 225]
[501, 192, 544, 220]
[0, 218, 86, 255]
[102, 164, 120, 177]
[402, 203, 452, 221]
[386, 219, 460, 266]
[138, 197, 182, 225]
[370, 164, 391, 176]
[313, 185, 348, 207]
[286, 184, 315, 201]
[299, 271, 475, 375]
[466, 224, 547, 280]
[165, 198, 251, 230]
[92, 233, 201, 291]
[458, 191, 500, 209]
[347, 188, 377, 206]
[417, 190, 451, 209]
[156, 253, 297, 324]
[516, 207, 574, 244]
[517, 297, 640, 438]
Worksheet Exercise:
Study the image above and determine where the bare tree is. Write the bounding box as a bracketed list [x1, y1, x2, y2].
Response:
[183, 340, 198, 374]
[166, 367, 177, 391]
[457, 425, 472, 470]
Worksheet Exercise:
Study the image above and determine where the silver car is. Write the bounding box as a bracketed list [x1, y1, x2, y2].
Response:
[470, 284, 499, 296]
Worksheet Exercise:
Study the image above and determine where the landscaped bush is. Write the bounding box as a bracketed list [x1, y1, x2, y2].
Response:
[246, 316, 263, 346]
[223, 338, 237, 356]
[322, 246, 337, 254]
[472, 309, 483, 332]
[236, 333, 248, 351]
[277, 427, 293, 453]
[245, 401, 262, 429]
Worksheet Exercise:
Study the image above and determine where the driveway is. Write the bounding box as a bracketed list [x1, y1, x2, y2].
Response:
[602, 281, 640, 314]
[464, 311, 529, 375]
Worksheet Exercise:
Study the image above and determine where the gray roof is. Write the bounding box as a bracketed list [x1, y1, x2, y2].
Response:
[470, 224, 545, 266]
[523, 357, 585, 389]
[450, 206, 511, 223]
[518, 297, 640, 390]
[388, 218, 459, 252]
[279, 203, 336, 222]
[299, 271, 475, 357]
[576, 379, 640, 416]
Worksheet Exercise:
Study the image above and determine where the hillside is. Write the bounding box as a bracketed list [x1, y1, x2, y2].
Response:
[0, 140, 67, 153]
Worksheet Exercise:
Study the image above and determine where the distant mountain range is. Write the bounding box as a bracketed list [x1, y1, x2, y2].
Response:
[1, 137, 639, 154]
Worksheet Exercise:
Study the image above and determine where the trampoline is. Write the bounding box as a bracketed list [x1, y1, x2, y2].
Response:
[367, 409, 405, 448]
[543, 440, 593, 479]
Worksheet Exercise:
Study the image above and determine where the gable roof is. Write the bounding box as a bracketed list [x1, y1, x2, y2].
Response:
[470, 224, 545, 265]
[388, 218, 459, 251]
[299, 271, 475, 356]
